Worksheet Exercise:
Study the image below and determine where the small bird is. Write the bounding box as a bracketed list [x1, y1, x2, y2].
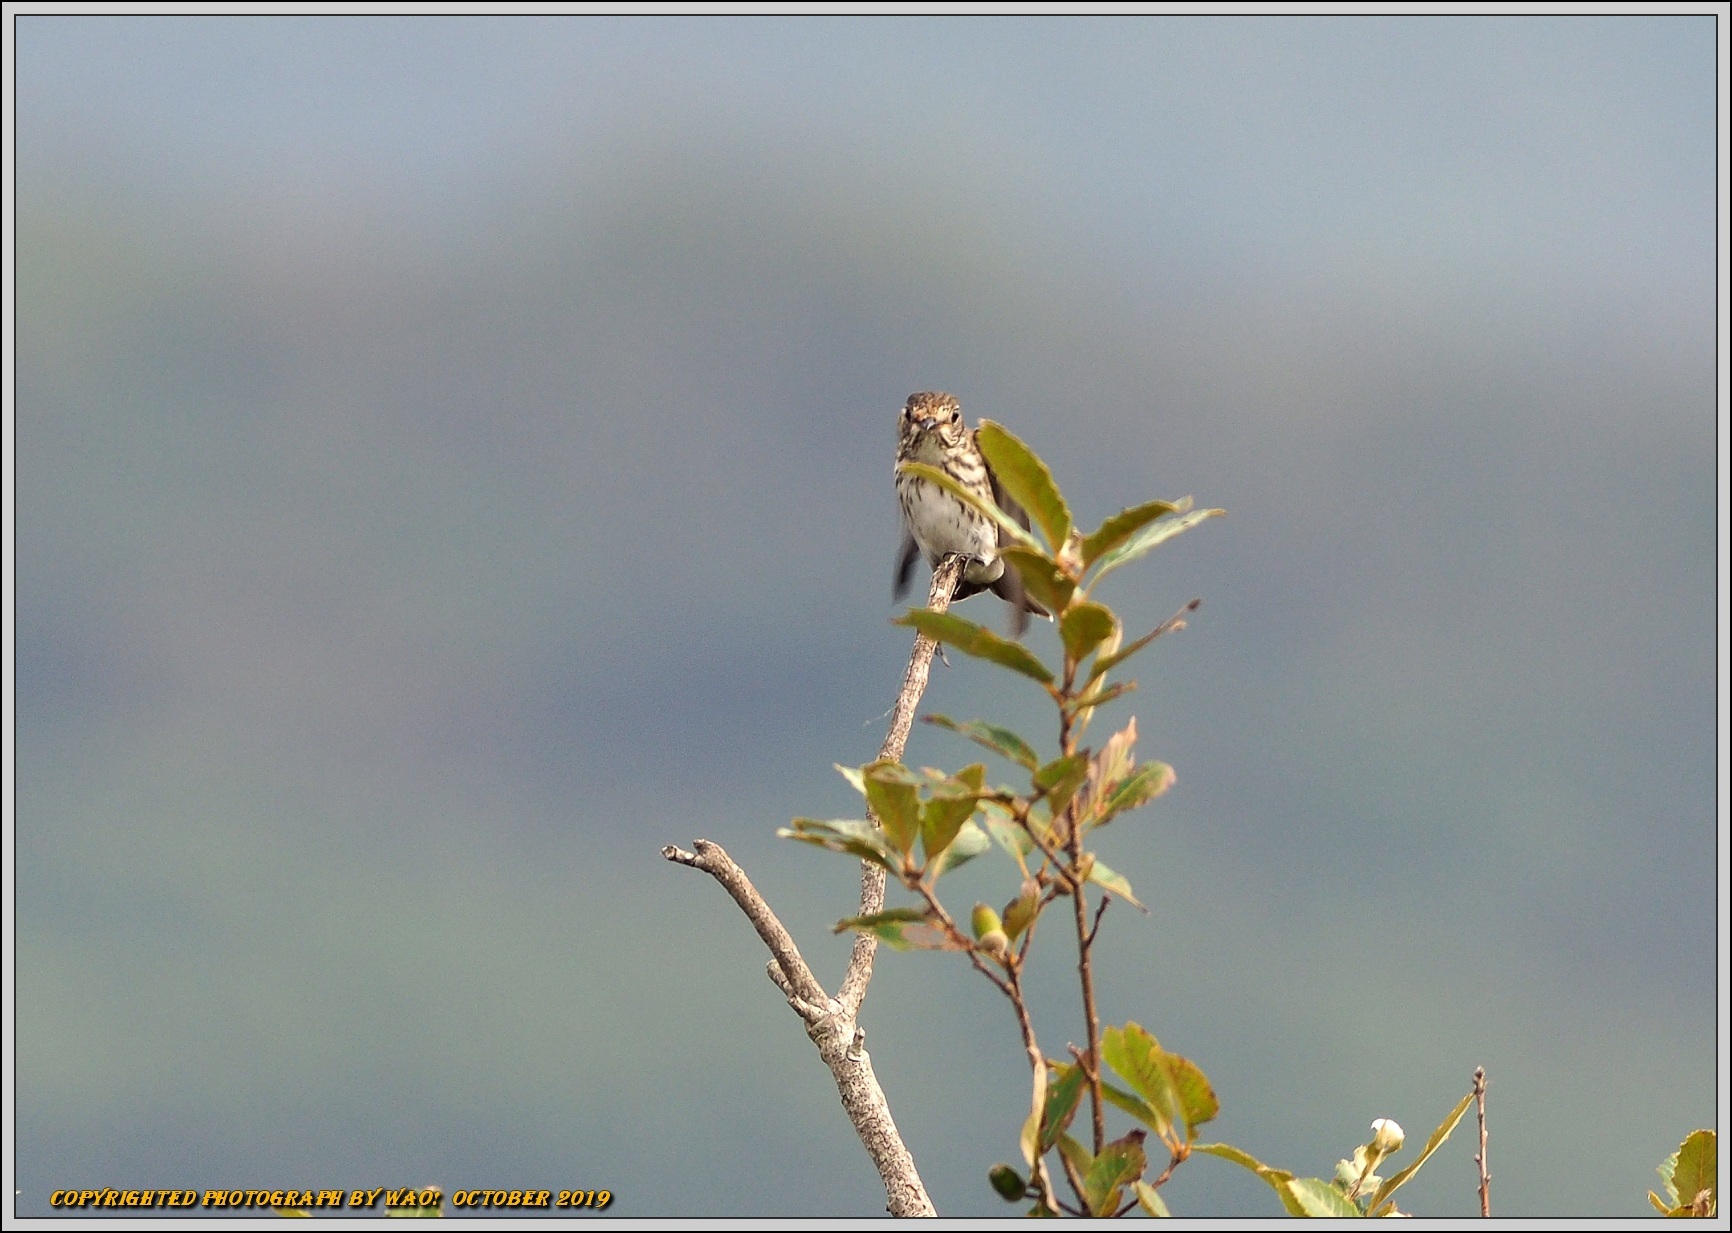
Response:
[894, 391, 1049, 636]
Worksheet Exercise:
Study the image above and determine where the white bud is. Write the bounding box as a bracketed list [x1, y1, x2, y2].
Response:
[1370, 1118, 1405, 1154]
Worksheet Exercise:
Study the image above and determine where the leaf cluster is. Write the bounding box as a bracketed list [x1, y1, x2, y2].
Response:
[784, 422, 1501, 1218]
[991, 1023, 1218, 1216]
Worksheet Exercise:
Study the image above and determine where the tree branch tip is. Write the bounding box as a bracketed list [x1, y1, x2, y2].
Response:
[662, 844, 698, 865]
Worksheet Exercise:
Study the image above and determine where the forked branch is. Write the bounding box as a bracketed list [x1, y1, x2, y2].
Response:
[661, 556, 965, 1218]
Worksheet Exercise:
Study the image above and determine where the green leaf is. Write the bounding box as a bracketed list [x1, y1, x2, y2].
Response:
[833, 907, 959, 951]
[1088, 626, 1162, 684]
[1084, 858, 1147, 911]
[896, 459, 1041, 550]
[1081, 499, 1184, 568]
[942, 761, 987, 792]
[1088, 603, 1201, 684]
[982, 810, 1036, 865]
[1055, 1131, 1095, 1188]
[834, 763, 867, 795]
[919, 767, 984, 862]
[1040, 1062, 1089, 1151]
[1367, 1090, 1475, 1215]
[1000, 545, 1077, 613]
[928, 820, 991, 879]
[1083, 1129, 1148, 1216]
[924, 714, 1041, 770]
[1098, 761, 1176, 824]
[1101, 1023, 1179, 1141]
[1100, 1077, 1161, 1131]
[894, 609, 1055, 684]
[1193, 1143, 1302, 1214]
[1669, 1130, 1716, 1215]
[779, 818, 895, 867]
[1068, 680, 1136, 713]
[1033, 753, 1091, 820]
[1165, 1053, 1218, 1137]
[1089, 505, 1223, 588]
[862, 760, 922, 858]
[1191, 1142, 1282, 1177]
[975, 420, 1072, 551]
[920, 794, 977, 862]
[1102, 1026, 1212, 1143]
[1061, 601, 1119, 665]
[1133, 1180, 1171, 1217]
[1282, 1177, 1363, 1217]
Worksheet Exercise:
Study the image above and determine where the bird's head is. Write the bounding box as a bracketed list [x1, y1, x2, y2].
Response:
[899, 391, 968, 457]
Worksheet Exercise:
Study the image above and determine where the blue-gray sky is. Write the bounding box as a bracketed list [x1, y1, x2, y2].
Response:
[12, 15, 1721, 1219]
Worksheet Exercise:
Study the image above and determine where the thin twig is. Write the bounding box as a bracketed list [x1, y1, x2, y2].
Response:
[1146, 1144, 1186, 1191]
[1086, 895, 1111, 947]
[907, 875, 1078, 1216]
[1068, 794, 1107, 1152]
[1001, 967, 1064, 1216]
[1154, 597, 1201, 639]
[838, 555, 965, 1017]
[1108, 1143, 1186, 1215]
[1050, 646, 1109, 1157]
[989, 791, 1075, 884]
[1473, 1066, 1490, 1217]
[911, 881, 1014, 999]
[1054, 1140, 1089, 1214]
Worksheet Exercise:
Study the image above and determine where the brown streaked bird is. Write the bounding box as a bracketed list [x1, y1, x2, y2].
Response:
[894, 391, 1050, 637]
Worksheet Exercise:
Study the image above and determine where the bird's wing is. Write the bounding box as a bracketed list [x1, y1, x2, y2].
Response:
[988, 467, 1036, 543]
[987, 466, 1044, 637]
[893, 531, 921, 600]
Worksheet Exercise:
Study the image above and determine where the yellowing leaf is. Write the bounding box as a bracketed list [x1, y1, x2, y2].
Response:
[976, 420, 1072, 551]
[894, 609, 1055, 684]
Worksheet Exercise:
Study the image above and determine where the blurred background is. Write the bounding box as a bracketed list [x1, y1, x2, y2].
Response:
[12, 15, 1719, 1218]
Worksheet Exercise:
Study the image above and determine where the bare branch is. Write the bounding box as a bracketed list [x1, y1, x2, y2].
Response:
[661, 558, 968, 1218]
[839, 554, 965, 1016]
[662, 838, 935, 1216]
[1473, 1066, 1490, 1217]
[662, 840, 828, 1008]
[657, 553, 1026, 1216]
